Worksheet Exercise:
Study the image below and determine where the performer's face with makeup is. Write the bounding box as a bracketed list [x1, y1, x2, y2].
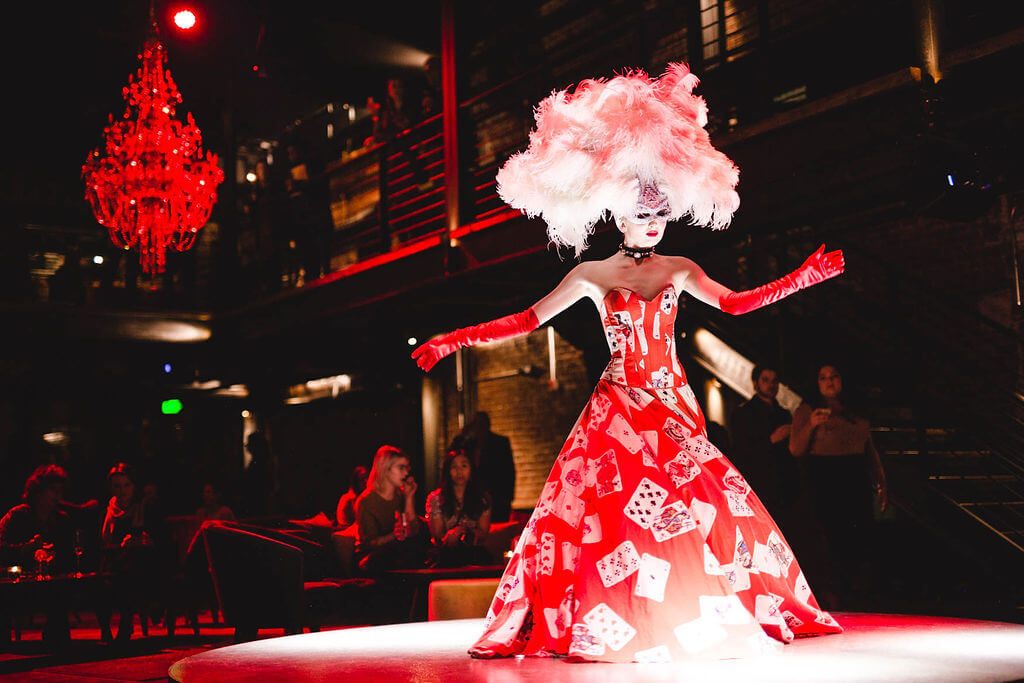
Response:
[618, 216, 668, 249]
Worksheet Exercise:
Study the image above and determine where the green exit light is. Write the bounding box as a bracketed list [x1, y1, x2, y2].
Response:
[161, 399, 183, 415]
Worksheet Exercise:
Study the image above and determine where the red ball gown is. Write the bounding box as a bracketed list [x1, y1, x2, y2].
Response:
[469, 284, 842, 662]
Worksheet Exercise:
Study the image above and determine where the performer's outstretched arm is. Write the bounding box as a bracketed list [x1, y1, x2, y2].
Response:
[412, 264, 592, 371]
[679, 244, 844, 314]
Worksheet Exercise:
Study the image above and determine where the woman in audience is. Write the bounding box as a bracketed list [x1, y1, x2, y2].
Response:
[195, 482, 235, 523]
[426, 449, 491, 567]
[355, 446, 425, 572]
[790, 363, 887, 604]
[101, 462, 169, 642]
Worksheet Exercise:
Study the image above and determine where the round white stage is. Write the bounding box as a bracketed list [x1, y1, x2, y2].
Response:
[168, 613, 1024, 682]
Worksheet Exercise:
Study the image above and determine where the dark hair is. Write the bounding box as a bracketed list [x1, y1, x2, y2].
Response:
[107, 462, 135, 484]
[807, 362, 864, 419]
[350, 465, 369, 492]
[23, 464, 68, 503]
[245, 431, 269, 459]
[439, 449, 488, 521]
[750, 364, 776, 386]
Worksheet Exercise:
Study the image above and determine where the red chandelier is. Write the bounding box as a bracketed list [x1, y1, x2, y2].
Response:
[83, 30, 223, 277]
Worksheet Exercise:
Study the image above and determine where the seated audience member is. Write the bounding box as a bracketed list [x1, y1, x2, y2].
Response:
[336, 465, 368, 527]
[101, 462, 169, 642]
[196, 482, 236, 524]
[355, 446, 426, 573]
[450, 412, 516, 523]
[0, 465, 74, 645]
[0, 465, 73, 570]
[426, 449, 492, 567]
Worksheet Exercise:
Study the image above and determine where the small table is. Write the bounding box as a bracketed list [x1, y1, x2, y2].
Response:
[1, 572, 108, 643]
[385, 565, 505, 621]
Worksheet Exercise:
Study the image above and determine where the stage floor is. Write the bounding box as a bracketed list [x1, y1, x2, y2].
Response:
[168, 613, 1024, 682]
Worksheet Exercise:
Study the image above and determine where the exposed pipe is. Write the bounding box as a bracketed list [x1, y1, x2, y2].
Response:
[913, 0, 944, 84]
[440, 0, 460, 266]
[1010, 203, 1022, 308]
[547, 326, 559, 390]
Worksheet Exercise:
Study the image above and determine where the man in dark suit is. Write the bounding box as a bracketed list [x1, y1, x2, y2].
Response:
[452, 412, 516, 523]
[729, 366, 795, 517]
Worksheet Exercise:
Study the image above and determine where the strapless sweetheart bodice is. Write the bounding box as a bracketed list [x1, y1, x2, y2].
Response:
[599, 285, 687, 389]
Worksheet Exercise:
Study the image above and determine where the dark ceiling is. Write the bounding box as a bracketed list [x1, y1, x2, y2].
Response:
[2, 1, 441, 228]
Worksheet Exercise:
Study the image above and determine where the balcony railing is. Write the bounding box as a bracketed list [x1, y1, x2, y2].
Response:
[16, 0, 1020, 313]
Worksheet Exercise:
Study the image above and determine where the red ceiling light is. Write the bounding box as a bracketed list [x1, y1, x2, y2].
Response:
[173, 9, 197, 30]
[82, 26, 223, 277]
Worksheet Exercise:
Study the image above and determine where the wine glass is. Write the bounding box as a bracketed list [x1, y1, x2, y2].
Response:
[72, 530, 85, 577]
[33, 544, 54, 580]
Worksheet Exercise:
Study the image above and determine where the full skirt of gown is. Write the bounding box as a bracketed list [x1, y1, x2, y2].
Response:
[469, 287, 842, 663]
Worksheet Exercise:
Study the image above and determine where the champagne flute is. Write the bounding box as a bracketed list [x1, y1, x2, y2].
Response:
[73, 529, 85, 577]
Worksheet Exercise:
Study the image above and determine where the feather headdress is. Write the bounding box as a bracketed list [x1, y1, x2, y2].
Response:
[496, 63, 739, 256]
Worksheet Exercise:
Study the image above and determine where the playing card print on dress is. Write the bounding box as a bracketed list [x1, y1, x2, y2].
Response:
[674, 617, 729, 654]
[722, 468, 750, 496]
[649, 500, 697, 541]
[634, 553, 671, 602]
[767, 530, 794, 577]
[699, 595, 752, 625]
[650, 366, 672, 388]
[752, 541, 782, 578]
[721, 560, 751, 592]
[596, 540, 641, 587]
[726, 490, 755, 517]
[755, 593, 786, 627]
[633, 645, 672, 663]
[491, 605, 529, 646]
[588, 394, 612, 431]
[539, 533, 556, 575]
[639, 430, 660, 468]
[688, 497, 717, 539]
[659, 288, 675, 314]
[570, 623, 605, 657]
[559, 455, 586, 497]
[592, 449, 623, 497]
[552, 489, 585, 528]
[624, 478, 669, 529]
[703, 544, 725, 575]
[561, 541, 580, 572]
[734, 527, 755, 572]
[682, 434, 721, 463]
[607, 413, 643, 453]
[581, 513, 602, 544]
[469, 277, 842, 663]
[582, 603, 637, 651]
[663, 451, 700, 489]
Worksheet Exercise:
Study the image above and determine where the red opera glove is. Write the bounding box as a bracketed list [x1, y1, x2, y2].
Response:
[412, 308, 540, 371]
[719, 244, 844, 315]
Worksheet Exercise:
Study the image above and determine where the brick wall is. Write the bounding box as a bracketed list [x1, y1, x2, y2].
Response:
[437, 326, 593, 510]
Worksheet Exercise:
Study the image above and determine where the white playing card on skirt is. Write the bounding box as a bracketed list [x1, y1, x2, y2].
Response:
[634, 553, 671, 602]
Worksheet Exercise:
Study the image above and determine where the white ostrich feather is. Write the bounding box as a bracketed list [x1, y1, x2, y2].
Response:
[496, 63, 739, 256]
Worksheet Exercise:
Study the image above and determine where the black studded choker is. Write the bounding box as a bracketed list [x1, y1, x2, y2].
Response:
[619, 243, 656, 261]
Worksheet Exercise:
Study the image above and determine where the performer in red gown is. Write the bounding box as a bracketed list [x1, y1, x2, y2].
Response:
[413, 64, 843, 662]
